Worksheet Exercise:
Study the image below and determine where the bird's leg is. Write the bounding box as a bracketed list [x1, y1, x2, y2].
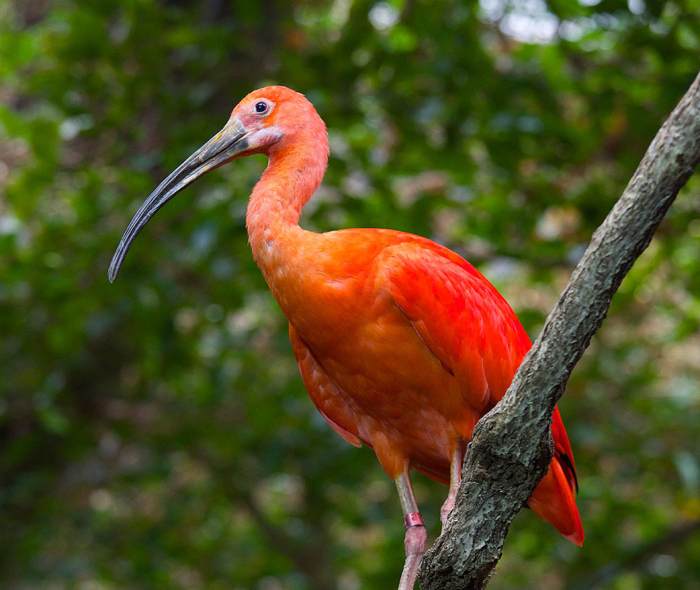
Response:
[440, 444, 464, 532]
[395, 470, 427, 590]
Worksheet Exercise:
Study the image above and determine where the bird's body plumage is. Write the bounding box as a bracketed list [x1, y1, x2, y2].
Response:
[256, 223, 583, 544]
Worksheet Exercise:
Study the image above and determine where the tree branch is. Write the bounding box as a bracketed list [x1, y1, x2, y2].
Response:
[419, 71, 700, 590]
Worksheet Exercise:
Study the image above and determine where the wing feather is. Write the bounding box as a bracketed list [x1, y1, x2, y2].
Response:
[377, 241, 531, 410]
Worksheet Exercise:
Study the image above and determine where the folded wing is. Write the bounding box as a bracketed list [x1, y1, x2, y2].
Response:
[377, 240, 584, 545]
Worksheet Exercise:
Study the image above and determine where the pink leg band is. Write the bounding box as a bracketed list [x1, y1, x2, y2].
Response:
[404, 511, 424, 528]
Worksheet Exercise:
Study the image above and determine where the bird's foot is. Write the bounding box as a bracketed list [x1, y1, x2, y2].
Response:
[398, 514, 427, 590]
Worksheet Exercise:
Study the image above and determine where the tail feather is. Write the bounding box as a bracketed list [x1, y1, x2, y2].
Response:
[551, 407, 579, 492]
[528, 407, 584, 546]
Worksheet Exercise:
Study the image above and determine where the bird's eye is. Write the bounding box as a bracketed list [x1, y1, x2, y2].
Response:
[255, 101, 269, 114]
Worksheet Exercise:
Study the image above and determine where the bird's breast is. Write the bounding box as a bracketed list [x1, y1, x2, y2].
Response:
[290, 278, 466, 431]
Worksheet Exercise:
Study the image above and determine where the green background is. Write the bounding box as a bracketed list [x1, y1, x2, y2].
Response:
[1, 0, 699, 588]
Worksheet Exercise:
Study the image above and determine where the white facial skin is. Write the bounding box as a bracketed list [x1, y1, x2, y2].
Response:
[244, 125, 284, 152]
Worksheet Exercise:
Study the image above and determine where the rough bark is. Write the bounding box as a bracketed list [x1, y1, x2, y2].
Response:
[419, 72, 700, 590]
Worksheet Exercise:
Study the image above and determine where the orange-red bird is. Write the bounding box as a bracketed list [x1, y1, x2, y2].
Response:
[109, 86, 583, 589]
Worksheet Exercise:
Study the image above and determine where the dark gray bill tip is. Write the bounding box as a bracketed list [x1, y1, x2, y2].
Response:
[106, 119, 249, 283]
[107, 245, 125, 283]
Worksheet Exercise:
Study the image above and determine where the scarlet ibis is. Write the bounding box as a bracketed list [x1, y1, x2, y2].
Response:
[109, 86, 583, 589]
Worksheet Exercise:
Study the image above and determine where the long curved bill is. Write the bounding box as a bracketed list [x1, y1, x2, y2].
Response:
[108, 118, 250, 282]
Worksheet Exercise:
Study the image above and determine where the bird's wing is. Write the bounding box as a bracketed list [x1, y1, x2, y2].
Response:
[289, 323, 363, 448]
[377, 239, 579, 488]
[377, 240, 582, 543]
[376, 240, 532, 412]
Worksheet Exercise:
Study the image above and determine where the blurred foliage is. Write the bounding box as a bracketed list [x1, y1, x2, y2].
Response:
[1, 0, 699, 588]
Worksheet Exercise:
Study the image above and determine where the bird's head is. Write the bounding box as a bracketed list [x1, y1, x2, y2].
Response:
[230, 85, 326, 155]
[108, 85, 326, 282]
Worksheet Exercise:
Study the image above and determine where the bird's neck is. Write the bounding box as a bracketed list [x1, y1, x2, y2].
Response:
[245, 134, 328, 280]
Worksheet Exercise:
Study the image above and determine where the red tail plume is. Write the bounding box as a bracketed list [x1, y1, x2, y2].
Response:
[528, 408, 584, 546]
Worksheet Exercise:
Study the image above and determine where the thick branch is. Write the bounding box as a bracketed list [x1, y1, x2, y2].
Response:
[420, 72, 700, 590]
